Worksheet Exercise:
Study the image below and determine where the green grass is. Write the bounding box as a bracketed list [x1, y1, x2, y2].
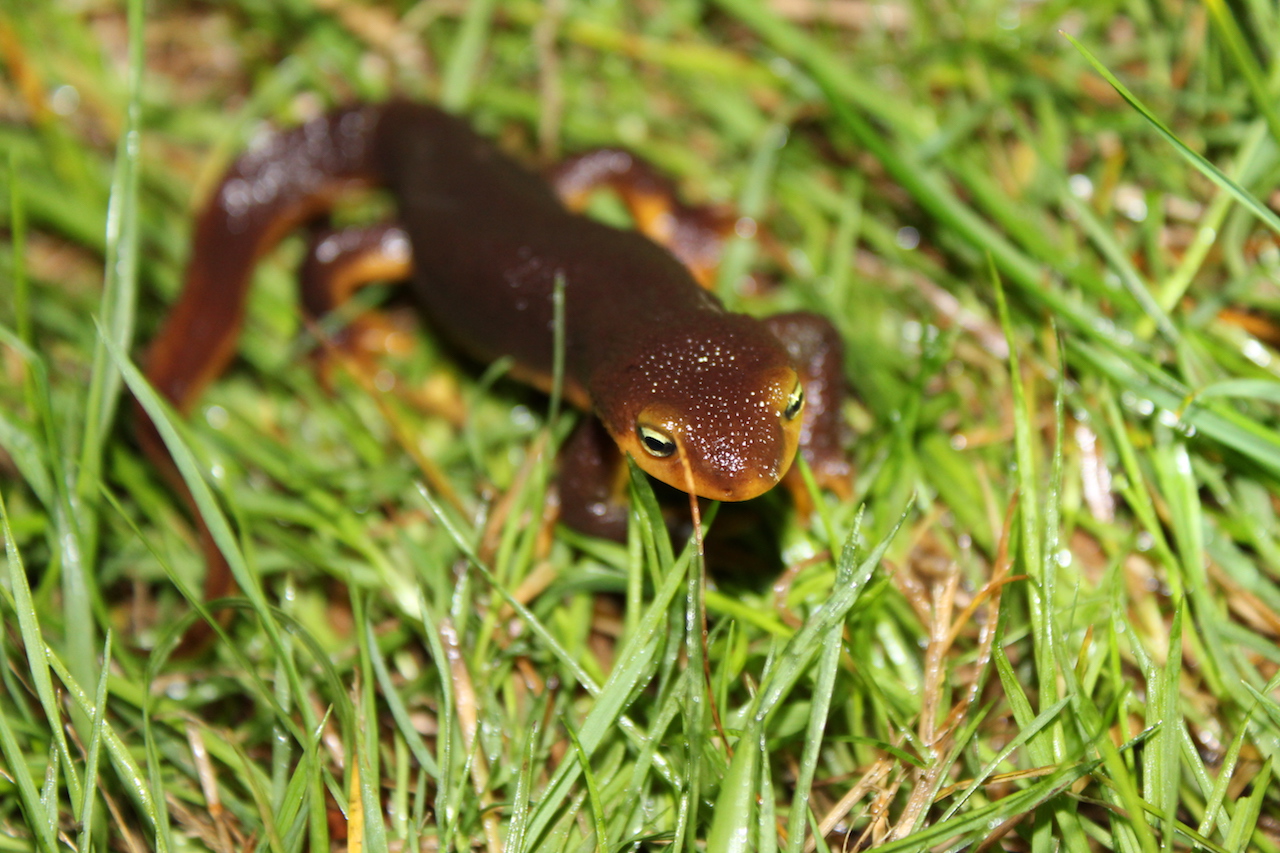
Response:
[3, 0, 1280, 850]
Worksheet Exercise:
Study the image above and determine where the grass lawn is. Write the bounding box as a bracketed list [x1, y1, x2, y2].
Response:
[2, 0, 1280, 850]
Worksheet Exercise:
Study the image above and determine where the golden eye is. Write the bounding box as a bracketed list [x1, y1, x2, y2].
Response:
[784, 383, 805, 420]
[636, 424, 677, 458]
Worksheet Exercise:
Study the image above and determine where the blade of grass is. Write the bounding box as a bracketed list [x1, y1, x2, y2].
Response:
[707, 711, 760, 853]
[352, 590, 382, 844]
[565, 722, 609, 853]
[411, 476, 664, 852]
[439, 0, 498, 111]
[1146, 601, 1184, 852]
[1054, 178, 1176, 342]
[1191, 378, 1280, 405]
[41, 647, 166, 851]
[505, 717, 542, 853]
[757, 726, 778, 853]
[1196, 708, 1250, 841]
[715, 121, 787, 300]
[757, 508, 901, 722]
[67, 0, 147, 710]
[414, 479, 681, 787]
[0, 672, 58, 853]
[1074, 340, 1280, 478]
[0, 483, 83, 809]
[510, 532, 693, 847]
[784, 509, 863, 853]
[106, 324, 305, 686]
[305, 709, 331, 852]
[1063, 32, 1280, 237]
[38, 744, 58, 843]
[0, 329, 99, 754]
[992, 267, 1063, 755]
[1049, 645, 1157, 853]
[79, 0, 143, 493]
[714, 0, 1175, 348]
[1152, 439, 1227, 693]
[366, 618, 441, 779]
[7, 151, 30, 347]
[1204, 0, 1280, 147]
[709, 507, 901, 852]
[232, 736, 288, 853]
[418, 594, 460, 846]
[357, 717, 390, 853]
[938, 696, 1070, 821]
[274, 740, 323, 850]
[77, 630, 113, 853]
[607, 669, 690, 845]
[98, 482, 356, 748]
[0, 408, 52, 507]
[682, 539, 708, 853]
[877, 761, 1100, 852]
[1223, 757, 1272, 853]
[1149, 120, 1269, 325]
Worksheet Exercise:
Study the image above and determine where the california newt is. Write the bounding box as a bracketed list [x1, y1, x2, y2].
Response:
[139, 101, 849, 606]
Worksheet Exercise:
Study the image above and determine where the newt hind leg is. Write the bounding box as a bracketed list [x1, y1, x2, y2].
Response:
[549, 149, 741, 289]
[299, 222, 417, 369]
[300, 223, 414, 319]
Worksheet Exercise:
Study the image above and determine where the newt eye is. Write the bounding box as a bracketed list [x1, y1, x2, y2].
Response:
[637, 424, 677, 458]
[784, 384, 805, 421]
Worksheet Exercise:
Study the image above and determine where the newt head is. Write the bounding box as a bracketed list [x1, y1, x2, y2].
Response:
[592, 319, 805, 502]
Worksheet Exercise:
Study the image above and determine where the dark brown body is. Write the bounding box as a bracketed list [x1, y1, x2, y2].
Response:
[140, 101, 849, 612]
[372, 104, 730, 380]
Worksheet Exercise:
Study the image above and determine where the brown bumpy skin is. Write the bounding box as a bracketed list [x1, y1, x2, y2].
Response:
[139, 101, 851, 607]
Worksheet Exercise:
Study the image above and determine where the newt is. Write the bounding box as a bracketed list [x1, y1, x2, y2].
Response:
[138, 101, 849, 609]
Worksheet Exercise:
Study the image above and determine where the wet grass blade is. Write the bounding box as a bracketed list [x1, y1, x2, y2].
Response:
[1064, 32, 1280, 236]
